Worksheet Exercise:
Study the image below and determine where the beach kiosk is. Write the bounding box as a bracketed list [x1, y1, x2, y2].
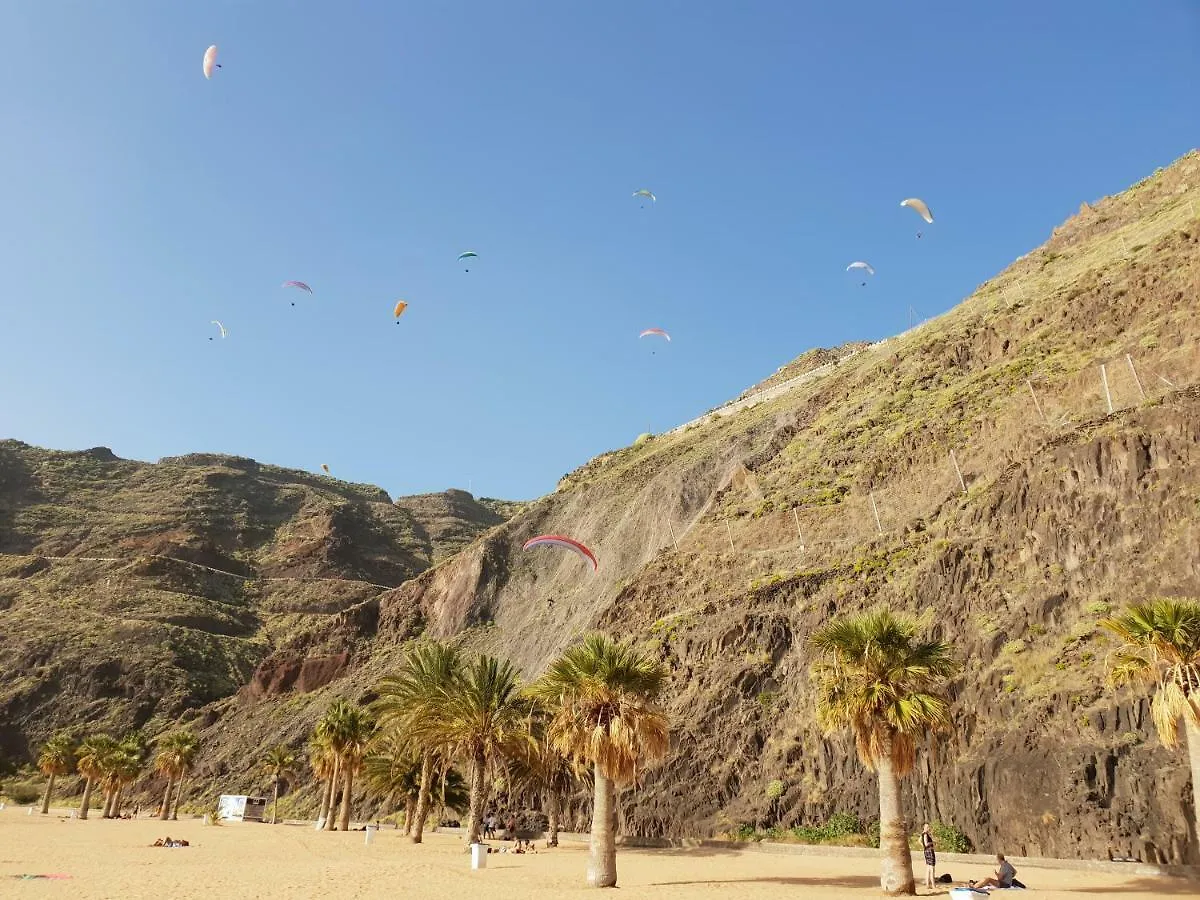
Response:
[217, 794, 268, 822]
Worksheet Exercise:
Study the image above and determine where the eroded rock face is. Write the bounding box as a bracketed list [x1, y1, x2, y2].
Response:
[2, 153, 1199, 862]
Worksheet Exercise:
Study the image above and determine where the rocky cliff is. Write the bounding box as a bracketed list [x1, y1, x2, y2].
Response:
[3, 152, 1199, 864]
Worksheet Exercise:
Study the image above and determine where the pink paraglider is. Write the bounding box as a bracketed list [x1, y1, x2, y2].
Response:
[522, 535, 598, 571]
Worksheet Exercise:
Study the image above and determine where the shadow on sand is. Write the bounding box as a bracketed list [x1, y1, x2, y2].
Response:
[1062, 877, 1200, 895]
[650, 875, 879, 889]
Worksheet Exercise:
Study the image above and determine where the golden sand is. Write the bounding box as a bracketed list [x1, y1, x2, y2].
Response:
[0, 807, 1190, 899]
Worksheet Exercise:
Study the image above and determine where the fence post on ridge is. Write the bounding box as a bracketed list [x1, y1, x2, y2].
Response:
[1125, 354, 1146, 401]
[950, 450, 967, 494]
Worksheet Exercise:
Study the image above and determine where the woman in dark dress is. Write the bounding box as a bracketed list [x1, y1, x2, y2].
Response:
[921, 823, 936, 889]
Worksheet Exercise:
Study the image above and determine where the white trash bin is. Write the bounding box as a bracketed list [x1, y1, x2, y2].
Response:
[365, 825, 377, 846]
[470, 843, 488, 870]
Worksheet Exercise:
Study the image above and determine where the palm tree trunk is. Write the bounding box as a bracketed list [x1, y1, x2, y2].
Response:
[317, 773, 332, 826]
[111, 783, 124, 819]
[876, 753, 916, 896]
[172, 775, 185, 820]
[547, 788, 560, 847]
[324, 757, 341, 831]
[464, 748, 487, 846]
[587, 764, 618, 887]
[79, 778, 94, 820]
[159, 776, 174, 820]
[40, 773, 57, 815]
[1185, 714, 1200, 853]
[102, 786, 115, 819]
[337, 765, 355, 831]
[410, 751, 434, 843]
[403, 796, 415, 835]
[272, 778, 280, 825]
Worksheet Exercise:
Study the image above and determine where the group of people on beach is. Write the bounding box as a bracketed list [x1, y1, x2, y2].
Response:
[922, 823, 1021, 892]
[481, 811, 537, 853]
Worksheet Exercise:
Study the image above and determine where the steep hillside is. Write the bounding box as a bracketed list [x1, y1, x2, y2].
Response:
[4, 152, 1199, 866]
[172, 152, 1200, 864]
[393, 489, 524, 564]
[0, 450, 515, 762]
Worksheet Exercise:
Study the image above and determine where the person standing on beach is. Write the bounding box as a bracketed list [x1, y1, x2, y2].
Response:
[921, 823, 936, 889]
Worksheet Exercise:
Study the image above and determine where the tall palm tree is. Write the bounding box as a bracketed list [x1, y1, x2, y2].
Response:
[810, 609, 958, 897]
[373, 640, 461, 843]
[76, 734, 116, 820]
[37, 732, 75, 815]
[102, 732, 146, 818]
[317, 702, 351, 831]
[530, 634, 669, 888]
[508, 704, 582, 847]
[1101, 598, 1200, 844]
[263, 745, 299, 825]
[154, 730, 199, 821]
[335, 706, 374, 831]
[409, 654, 530, 847]
[308, 733, 337, 827]
[362, 731, 423, 832]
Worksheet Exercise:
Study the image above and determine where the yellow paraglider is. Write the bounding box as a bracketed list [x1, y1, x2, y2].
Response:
[393, 300, 408, 323]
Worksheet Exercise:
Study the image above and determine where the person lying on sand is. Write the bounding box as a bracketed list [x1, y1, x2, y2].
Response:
[970, 853, 1017, 889]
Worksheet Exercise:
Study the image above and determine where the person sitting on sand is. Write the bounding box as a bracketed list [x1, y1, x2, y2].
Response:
[971, 853, 1017, 889]
[152, 839, 165, 847]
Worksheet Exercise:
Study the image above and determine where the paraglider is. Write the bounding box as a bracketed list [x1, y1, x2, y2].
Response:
[457, 251, 477, 272]
[209, 320, 227, 340]
[633, 189, 656, 208]
[282, 281, 312, 306]
[202, 46, 221, 79]
[321, 464, 330, 474]
[901, 198, 933, 238]
[522, 535, 598, 572]
[846, 261, 875, 286]
[393, 300, 408, 322]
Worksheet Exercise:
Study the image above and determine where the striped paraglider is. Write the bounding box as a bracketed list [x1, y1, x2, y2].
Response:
[522, 535, 598, 572]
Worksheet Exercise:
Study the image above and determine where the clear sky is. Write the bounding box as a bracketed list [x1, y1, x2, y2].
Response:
[1, 2, 1196, 501]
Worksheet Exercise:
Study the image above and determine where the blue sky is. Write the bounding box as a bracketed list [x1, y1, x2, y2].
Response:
[1, 2, 1196, 501]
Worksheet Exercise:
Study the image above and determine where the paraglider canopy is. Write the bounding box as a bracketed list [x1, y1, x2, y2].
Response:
[845, 261, 875, 276]
[321, 464, 330, 474]
[393, 300, 408, 321]
[900, 198, 934, 224]
[522, 535, 598, 572]
[457, 251, 477, 272]
[639, 328, 671, 341]
[633, 189, 656, 205]
[210, 320, 227, 339]
[282, 281, 311, 306]
[202, 45, 220, 79]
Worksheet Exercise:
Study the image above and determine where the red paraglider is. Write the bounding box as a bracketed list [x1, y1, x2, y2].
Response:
[522, 535, 598, 571]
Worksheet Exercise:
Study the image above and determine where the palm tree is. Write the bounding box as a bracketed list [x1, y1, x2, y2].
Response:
[508, 705, 582, 847]
[317, 700, 375, 831]
[373, 640, 461, 843]
[362, 731, 424, 832]
[263, 745, 299, 825]
[335, 706, 374, 831]
[308, 733, 337, 828]
[810, 609, 958, 896]
[409, 654, 530, 846]
[530, 634, 669, 887]
[316, 703, 350, 831]
[37, 732, 75, 815]
[1101, 598, 1200, 844]
[101, 732, 146, 818]
[154, 730, 199, 821]
[76, 734, 116, 820]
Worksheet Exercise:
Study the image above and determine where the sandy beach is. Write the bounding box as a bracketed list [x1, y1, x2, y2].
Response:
[1, 807, 1192, 899]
